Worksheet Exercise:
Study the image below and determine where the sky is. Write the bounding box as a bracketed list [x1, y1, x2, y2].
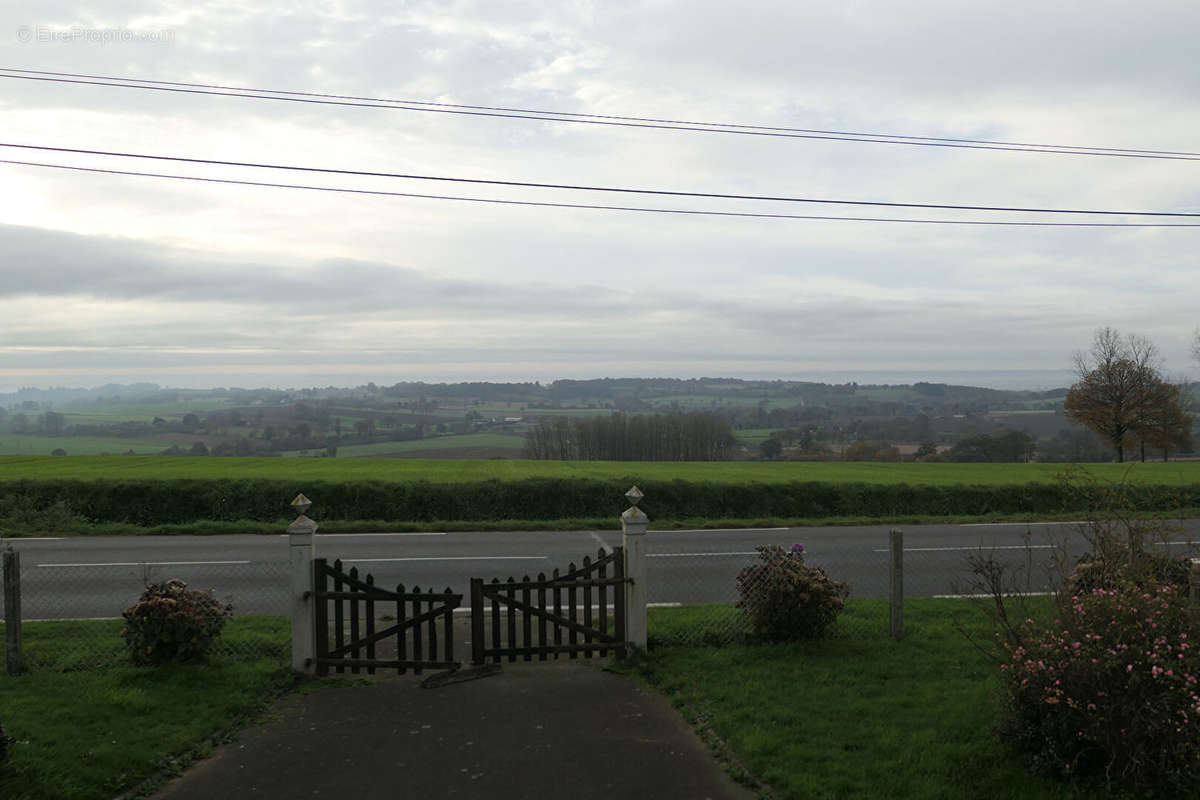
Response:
[1, 1, 1199, 392]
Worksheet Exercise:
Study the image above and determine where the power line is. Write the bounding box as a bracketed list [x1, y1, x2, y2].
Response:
[3, 157, 1197, 227]
[1, 141, 1196, 218]
[2, 68, 1197, 162]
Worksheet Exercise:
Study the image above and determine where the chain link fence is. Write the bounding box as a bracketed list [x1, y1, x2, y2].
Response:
[645, 534, 892, 647]
[2, 556, 289, 671]
[643, 526, 1200, 648]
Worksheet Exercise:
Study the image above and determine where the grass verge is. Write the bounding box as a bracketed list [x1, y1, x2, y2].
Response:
[0, 617, 292, 800]
[638, 598, 1091, 800]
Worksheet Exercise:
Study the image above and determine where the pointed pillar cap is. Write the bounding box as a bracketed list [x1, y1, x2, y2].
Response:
[291, 493, 312, 515]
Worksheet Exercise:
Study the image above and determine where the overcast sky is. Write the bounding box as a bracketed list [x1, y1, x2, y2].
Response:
[1, 1, 1198, 391]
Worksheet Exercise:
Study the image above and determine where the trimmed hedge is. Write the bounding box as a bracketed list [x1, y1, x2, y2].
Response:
[3, 477, 1200, 526]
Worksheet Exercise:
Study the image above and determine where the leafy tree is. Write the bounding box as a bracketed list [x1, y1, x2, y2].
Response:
[1134, 380, 1192, 461]
[759, 437, 783, 459]
[841, 440, 874, 461]
[949, 431, 1034, 462]
[914, 440, 938, 459]
[1064, 328, 1173, 463]
[40, 411, 65, 436]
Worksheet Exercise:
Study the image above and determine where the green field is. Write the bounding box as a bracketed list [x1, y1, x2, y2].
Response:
[0, 436, 167, 456]
[287, 433, 526, 457]
[0, 455, 1196, 485]
[733, 427, 779, 445]
[58, 397, 237, 417]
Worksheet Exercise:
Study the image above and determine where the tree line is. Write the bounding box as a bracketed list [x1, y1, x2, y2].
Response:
[523, 412, 735, 461]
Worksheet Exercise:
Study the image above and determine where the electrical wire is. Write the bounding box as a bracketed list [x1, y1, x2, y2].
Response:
[2, 68, 1197, 161]
[1, 141, 1196, 218]
[3, 157, 1197, 227]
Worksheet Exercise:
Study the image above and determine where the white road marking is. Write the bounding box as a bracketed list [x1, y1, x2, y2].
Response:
[342, 556, 548, 563]
[2, 537, 64, 541]
[933, 592, 1055, 599]
[648, 551, 758, 558]
[37, 560, 252, 568]
[451, 602, 684, 614]
[872, 545, 1057, 553]
[278, 532, 448, 538]
[589, 531, 611, 552]
[25, 616, 121, 622]
[655, 527, 789, 533]
[959, 522, 1085, 527]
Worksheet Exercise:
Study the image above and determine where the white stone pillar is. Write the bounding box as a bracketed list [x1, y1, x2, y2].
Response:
[288, 493, 318, 676]
[621, 486, 648, 652]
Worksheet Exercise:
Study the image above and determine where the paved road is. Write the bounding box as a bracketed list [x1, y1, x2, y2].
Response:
[4, 521, 1199, 619]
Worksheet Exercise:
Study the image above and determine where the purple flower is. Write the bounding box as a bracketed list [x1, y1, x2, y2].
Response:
[790, 542, 805, 554]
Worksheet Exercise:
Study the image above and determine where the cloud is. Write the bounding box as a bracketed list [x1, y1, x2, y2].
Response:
[1, 1, 1198, 389]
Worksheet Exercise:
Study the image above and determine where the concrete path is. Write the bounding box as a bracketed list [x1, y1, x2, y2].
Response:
[151, 660, 758, 800]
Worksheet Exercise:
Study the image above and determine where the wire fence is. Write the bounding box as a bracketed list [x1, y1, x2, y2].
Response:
[2, 558, 289, 671]
[643, 529, 1200, 648]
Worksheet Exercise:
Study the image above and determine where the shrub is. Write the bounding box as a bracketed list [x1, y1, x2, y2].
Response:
[1066, 552, 1193, 597]
[121, 579, 233, 665]
[997, 580, 1200, 795]
[735, 543, 848, 640]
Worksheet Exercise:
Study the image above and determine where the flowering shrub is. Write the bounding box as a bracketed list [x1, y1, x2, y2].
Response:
[121, 579, 233, 665]
[998, 580, 1200, 795]
[1067, 551, 1193, 597]
[735, 543, 848, 641]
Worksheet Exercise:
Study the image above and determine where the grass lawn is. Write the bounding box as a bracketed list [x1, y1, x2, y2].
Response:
[640, 598, 1090, 800]
[0, 617, 292, 800]
[2, 454, 1198, 486]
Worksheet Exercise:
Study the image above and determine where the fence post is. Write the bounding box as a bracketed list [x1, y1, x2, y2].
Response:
[3, 547, 21, 675]
[621, 486, 648, 652]
[288, 493, 318, 676]
[1190, 558, 1200, 623]
[889, 529, 904, 640]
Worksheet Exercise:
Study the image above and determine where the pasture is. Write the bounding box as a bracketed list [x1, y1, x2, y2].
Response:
[285, 432, 526, 458]
[1, 454, 1196, 485]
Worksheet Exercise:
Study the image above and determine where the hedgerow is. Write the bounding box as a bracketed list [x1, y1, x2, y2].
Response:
[0, 477, 1198, 527]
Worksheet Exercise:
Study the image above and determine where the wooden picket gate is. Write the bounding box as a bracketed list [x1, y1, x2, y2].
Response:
[312, 557, 461, 675]
[470, 547, 628, 664]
